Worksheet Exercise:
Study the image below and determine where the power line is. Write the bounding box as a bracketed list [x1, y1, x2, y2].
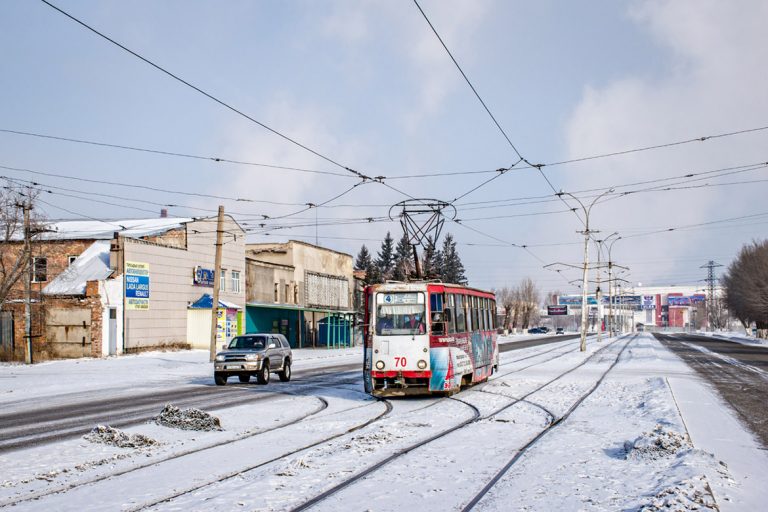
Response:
[39, 0, 369, 181]
[0, 128, 354, 179]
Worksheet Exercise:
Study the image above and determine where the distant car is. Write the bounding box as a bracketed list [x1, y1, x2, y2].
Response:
[556, 327, 565, 335]
[214, 333, 292, 386]
[528, 327, 544, 334]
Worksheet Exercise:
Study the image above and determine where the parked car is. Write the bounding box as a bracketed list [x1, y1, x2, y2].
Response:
[214, 333, 292, 386]
[528, 327, 545, 334]
[556, 327, 565, 335]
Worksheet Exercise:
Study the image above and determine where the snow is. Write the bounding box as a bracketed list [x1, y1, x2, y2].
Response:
[42, 240, 111, 295]
[21, 217, 195, 241]
[1, 334, 767, 511]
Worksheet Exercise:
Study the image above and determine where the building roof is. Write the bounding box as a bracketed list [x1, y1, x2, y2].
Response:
[189, 293, 242, 310]
[42, 240, 112, 295]
[36, 218, 194, 241]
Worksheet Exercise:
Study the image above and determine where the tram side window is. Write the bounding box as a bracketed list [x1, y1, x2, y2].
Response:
[491, 299, 497, 328]
[480, 298, 486, 331]
[454, 294, 466, 333]
[483, 298, 490, 330]
[446, 294, 456, 334]
[464, 294, 472, 333]
[430, 293, 446, 335]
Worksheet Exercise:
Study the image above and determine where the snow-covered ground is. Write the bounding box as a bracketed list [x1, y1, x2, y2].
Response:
[1, 333, 767, 511]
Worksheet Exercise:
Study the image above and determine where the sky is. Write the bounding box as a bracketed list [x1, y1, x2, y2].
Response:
[1, 0, 767, 296]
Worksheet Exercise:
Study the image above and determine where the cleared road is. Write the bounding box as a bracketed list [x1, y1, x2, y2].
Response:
[654, 332, 768, 449]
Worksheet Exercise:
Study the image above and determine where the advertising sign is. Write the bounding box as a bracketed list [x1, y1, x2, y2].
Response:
[558, 295, 597, 305]
[691, 294, 706, 304]
[547, 305, 568, 316]
[641, 295, 656, 310]
[668, 296, 691, 306]
[125, 261, 150, 310]
[193, 266, 215, 287]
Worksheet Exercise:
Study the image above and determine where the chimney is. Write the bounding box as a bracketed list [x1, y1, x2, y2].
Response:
[160, 208, 168, 218]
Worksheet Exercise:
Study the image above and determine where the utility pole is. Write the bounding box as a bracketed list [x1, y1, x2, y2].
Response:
[23, 201, 33, 364]
[209, 206, 225, 362]
[701, 260, 722, 331]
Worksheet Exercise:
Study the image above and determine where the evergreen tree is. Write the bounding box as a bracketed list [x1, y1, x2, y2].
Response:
[421, 236, 439, 280]
[441, 233, 467, 284]
[355, 244, 381, 284]
[376, 231, 395, 281]
[391, 233, 413, 281]
[354, 244, 372, 271]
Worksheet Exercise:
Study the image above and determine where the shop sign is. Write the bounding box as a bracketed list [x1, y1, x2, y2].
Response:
[547, 305, 568, 316]
[193, 266, 215, 287]
[125, 261, 150, 310]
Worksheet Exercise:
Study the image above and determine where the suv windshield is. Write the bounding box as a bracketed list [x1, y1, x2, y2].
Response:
[228, 335, 266, 350]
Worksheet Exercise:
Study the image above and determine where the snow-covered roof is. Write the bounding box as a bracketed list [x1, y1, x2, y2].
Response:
[35, 218, 194, 241]
[42, 240, 112, 295]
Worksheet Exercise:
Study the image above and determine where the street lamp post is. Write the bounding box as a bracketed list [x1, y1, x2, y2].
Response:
[606, 236, 622, 336]
[556, 188, 614, 352]
[594, 232, 619, 342]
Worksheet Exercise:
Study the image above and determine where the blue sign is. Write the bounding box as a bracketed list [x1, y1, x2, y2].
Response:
[126, 275, 150, 298]
[194, 266, 215, 287]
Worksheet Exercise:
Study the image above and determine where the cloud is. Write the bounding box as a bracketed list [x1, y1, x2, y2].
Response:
[558, 0, 768, 286]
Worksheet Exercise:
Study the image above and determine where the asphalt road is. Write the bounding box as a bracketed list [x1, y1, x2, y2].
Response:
[0, 335, 578, 453]
[654, 332, 768, 449]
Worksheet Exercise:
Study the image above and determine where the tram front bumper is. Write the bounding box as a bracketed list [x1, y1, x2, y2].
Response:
[371, 370, 431, 395]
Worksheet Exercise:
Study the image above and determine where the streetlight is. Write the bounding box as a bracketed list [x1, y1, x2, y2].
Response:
[594, 232, 619, 342]
[556, 187, 615, 352]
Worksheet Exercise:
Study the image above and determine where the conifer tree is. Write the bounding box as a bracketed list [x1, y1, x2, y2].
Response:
[391, 233, 413, 281]
[355, 244, 381, 284]
[421, 236, 439, 280]
[376, 231, 395, 281]
[440, 233, 467, 284]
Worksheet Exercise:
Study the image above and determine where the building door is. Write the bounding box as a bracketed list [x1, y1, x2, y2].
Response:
[108, 308, 117, 356]
[0, 312, 13, 355]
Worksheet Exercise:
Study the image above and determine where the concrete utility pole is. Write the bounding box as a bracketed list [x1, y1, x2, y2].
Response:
[701, 260, 722, 332]
[209, 206, 225, 362]
[23, 201, 33, 364]
[556, 188, 614, 352]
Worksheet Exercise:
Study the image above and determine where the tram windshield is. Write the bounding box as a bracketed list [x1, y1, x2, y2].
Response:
[376, 300, 426, 336]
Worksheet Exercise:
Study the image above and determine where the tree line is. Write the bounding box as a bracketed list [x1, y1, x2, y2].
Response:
[722, 239, 768, 338]
[354, 232, 467, 285]
[494, 277, 541, 331]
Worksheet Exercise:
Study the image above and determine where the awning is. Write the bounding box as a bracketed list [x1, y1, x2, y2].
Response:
[246, 302, 354, 315]
[189, 294, 242, 310]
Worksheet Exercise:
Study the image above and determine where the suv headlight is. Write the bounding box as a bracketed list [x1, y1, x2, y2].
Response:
[215, 354, 225, 362]
[245, 353, 260, 361]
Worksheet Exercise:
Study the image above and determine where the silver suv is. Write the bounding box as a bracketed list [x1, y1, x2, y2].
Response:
[214, 333, 292, 386]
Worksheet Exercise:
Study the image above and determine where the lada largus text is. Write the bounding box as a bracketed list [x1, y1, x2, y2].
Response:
[214, 334, 292, 386]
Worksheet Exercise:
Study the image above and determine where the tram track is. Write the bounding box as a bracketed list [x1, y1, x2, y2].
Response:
[0, 364, 361, 453]
[281, 335, 627, 512]
[0, 374, 368, 509]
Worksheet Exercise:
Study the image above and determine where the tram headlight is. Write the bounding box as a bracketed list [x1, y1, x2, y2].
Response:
[417, 359, 427, 370]
[375, 360, 385, 370]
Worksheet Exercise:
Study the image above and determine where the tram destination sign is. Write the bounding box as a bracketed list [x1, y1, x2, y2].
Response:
[547, 305, 568, 316]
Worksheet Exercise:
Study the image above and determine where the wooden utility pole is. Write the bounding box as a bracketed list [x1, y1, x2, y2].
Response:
[23, 201, 33, 364]
[209, 206, 225, 362]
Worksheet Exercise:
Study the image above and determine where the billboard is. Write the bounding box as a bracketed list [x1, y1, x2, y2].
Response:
[547, 305, 568, 316]
[668, 296, 691, 306]
[125, 261, 150, 310]
[641, 295, 656, 310]
[558, 295, 597, 305]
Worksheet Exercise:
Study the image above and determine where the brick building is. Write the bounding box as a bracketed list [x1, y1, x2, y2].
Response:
[0, 216, 245, 361]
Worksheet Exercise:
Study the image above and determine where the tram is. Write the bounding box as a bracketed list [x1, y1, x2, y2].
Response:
[363, 281, 498, 397]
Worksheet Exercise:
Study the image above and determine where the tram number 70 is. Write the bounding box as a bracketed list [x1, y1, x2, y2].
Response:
[394, 357, 407, 368]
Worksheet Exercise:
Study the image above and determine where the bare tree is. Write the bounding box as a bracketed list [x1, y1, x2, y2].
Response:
[721, 239, 768, 338]
[495, 287, 515, 332]
[0, 186, 41, 308]
[518, 277, 541, 329]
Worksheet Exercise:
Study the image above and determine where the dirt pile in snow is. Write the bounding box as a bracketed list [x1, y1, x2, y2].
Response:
[154, 404, 222, 431]
[625, 424, 692, 461]
[83, 425, 158, 448]
[639, 476, 718, 511]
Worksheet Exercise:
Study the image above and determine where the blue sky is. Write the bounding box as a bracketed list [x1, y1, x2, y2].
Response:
[1, 0, 767, 295]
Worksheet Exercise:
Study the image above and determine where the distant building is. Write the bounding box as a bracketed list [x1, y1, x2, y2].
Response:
[555, 284, 724, 332]
[0, 216, 245, 361]
[245, 241, 355, 348]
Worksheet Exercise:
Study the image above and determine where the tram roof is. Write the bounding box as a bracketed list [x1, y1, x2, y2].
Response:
[368, 281, 495, 297]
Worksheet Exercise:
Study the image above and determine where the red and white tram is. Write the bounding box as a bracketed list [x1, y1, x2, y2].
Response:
[363, 281, 498, 397]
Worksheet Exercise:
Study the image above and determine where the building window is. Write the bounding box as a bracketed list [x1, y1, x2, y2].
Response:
[220, 269, 226, 292]
[293, 284, 299, 304]
[285, 284, 290, 304]
[230, 270, 241, 293]
[68, 255, 77, 266]
[274, 283, 279, 302]
[32, 257, 47, 282]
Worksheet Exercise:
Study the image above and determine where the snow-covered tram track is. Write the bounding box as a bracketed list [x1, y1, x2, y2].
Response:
[461, 335, 635, 510]
[0, 374, 374, 509]
[283, 336, 631, 512]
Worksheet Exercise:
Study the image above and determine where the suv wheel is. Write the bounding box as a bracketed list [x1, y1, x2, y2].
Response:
[257, 361, 270, 385]
[278, 360, 291, 382]
[214, 372, 227, 386]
